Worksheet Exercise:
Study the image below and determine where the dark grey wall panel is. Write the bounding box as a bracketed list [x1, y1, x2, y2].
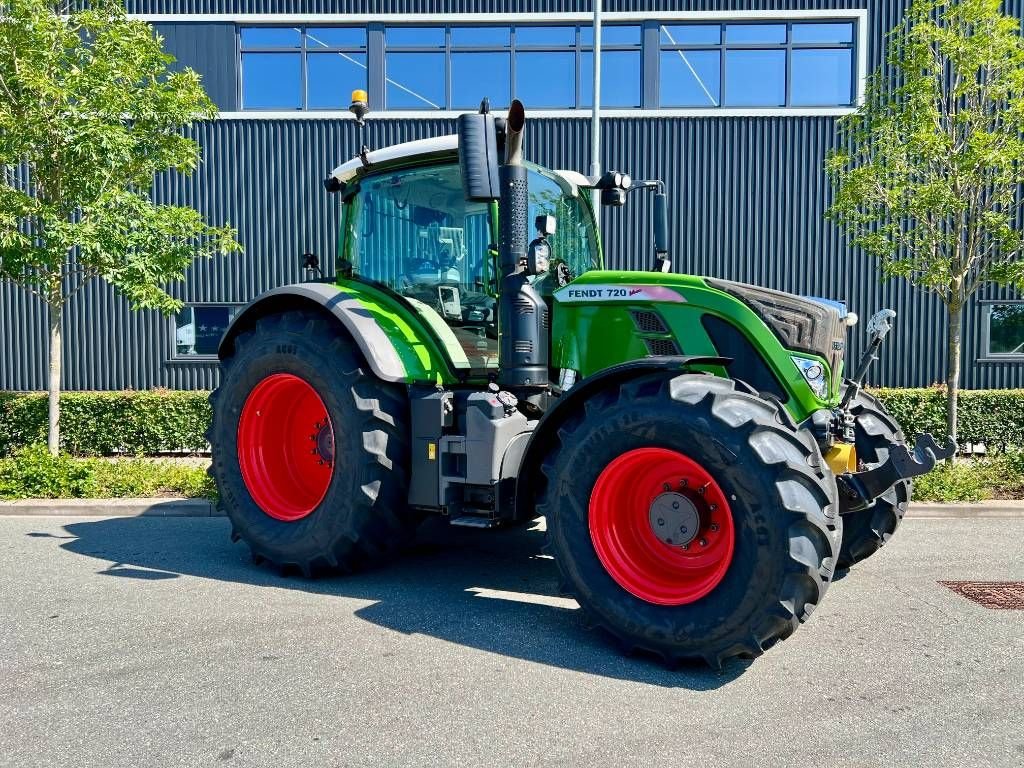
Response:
[153, 22, 238, 110]
[5, 0, 1024, 391]
[4, 114, 1023, 391]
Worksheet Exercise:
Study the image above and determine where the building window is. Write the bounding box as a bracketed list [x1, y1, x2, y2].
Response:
[237, 17, 858, 113]
[173, 305, 240, 358]
[658, 21, 855, 108]
[984, 303, 1024, 359]
[240, 26, 367, 110]
[382, 23, 642, 111]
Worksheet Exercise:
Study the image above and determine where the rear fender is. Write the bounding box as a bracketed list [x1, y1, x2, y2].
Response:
[219, 282, 460, 385]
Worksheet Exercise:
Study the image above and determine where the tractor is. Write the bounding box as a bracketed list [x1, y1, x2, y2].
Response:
[208, 95, 953, 667]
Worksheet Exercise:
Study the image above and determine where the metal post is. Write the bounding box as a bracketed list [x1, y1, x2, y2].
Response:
[590, 0, 602, 225]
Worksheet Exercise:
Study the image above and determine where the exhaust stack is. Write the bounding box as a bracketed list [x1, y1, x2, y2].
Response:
[496, 100, 549, 390]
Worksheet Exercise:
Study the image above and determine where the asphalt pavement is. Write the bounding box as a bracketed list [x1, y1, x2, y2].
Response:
[0, 515, 1021, 768]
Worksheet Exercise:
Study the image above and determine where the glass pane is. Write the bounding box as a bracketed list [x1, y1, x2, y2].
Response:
[527, 167, 600, 282]
[240, 27, 301, 48]
[305, 27, 367, 48]
[659, 24, 721, 46]
[385, 27, 445, 48]
[724, 49, 785, 106]
[308, 53, 368, 109]
[580, 50, 641, 108]
[724, 24, 787, 44]
[452, 52, 510, 108]
[581, 24, 641, 46]
[659, 50, 720, 107]
[451, 26, 510, 47]
[385, 52, 445, 109]
[791, 23, 854, 44]
[349, 164, 499, 367]
[516, 51, 575, 108]
[175, 306, 234, 356]
[989, 305, 1024, 354]
[791, 49, 853, 106]
[515, 26, 575, 47]
[241, 53, 301, 109]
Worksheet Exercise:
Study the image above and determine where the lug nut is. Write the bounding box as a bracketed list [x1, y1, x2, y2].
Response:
[681, 543, 689, 551]
[709, 503, 718, 512]
[710, 523, 719, 532]
[663, 483, 671, 491]
[672, 501, 680, 510]
[699, 538, 708, 547]
[680, 479, 688, 488]
[657, 518, 665, 526]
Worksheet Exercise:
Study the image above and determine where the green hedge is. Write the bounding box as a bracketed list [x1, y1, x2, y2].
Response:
[0, 390, 211, 456]
[1, 387, 1023, 457]
[870, 388, 1024, 450]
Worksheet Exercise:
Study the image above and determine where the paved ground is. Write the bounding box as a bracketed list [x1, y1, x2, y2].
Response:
[0, 516, 1021, 768]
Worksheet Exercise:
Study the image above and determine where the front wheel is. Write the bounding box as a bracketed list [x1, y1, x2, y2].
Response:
[536, 374, 842, 668]
[838, 385, 911, 568]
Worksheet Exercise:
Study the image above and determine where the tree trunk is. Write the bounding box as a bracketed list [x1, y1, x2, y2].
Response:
[47, 295, 62, 457]
[945, 304, 962, 452]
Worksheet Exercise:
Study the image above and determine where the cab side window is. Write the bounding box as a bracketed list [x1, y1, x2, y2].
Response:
[348, 163, 499, 368]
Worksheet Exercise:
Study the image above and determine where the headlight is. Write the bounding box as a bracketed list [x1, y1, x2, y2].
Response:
[792, 356, 829, 400]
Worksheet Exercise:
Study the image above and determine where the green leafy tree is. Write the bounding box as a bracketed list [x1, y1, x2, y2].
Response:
[0, 0, 241, 455]
[826, 0, 1024, 445]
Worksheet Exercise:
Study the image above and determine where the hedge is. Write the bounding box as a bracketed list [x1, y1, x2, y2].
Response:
[1, 387, 1023, 456]
[870, 388, 1024, 450]
[0, 390, 211, 456]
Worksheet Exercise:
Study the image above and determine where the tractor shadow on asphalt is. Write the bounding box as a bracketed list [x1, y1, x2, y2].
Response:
[53, 515, 750, 690]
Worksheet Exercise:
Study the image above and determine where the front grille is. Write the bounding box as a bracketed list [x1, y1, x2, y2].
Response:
[707, 278, 846, 386]
[644, 338, 681, 357]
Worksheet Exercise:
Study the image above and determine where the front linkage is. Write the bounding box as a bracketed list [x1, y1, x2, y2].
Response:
[834, 309, 956, 514]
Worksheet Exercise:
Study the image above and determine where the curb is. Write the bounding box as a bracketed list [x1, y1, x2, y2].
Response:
[1, 498, 1024, 518]
[904, 500, 1024, 519]
[0, 498, 222, 517]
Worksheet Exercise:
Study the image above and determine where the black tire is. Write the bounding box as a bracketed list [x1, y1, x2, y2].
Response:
[838, 385, 911, 568]
[536, 373, 842, 668]
[208, 310, 416, 575]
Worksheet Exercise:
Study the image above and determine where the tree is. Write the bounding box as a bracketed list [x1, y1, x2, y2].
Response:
[826, 0, 1024, 446]
[0, 0, 241, 455]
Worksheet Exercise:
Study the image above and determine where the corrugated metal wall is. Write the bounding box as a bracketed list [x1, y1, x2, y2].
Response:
[3, 0, 1024, 391]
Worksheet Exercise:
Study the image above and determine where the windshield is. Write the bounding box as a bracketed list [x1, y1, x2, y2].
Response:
[343, 161, 599, 291]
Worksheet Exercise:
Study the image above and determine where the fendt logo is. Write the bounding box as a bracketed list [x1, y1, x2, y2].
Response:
[556, 285, 688, 304]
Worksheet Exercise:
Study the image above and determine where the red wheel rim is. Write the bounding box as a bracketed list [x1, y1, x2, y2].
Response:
[589, 447, 735, 606]
[237, 373, 334, 522]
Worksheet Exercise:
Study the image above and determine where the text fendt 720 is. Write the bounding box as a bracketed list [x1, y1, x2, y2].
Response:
[208, 96, 953, 667]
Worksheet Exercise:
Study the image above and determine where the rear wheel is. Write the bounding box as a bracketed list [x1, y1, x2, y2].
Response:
[208, 310, 416, 575]
[838, 385, 911, 568]
[536, 373, 841, 667]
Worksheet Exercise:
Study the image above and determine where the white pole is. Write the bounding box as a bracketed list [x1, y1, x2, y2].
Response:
[590, 0, 602, 227]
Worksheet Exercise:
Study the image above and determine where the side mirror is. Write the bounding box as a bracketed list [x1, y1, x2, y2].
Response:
[653, 192, 668, 256]
[457, 100, 501, 201]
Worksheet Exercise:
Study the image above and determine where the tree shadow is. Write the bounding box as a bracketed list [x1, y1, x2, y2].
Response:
[50, 516, 751, 689]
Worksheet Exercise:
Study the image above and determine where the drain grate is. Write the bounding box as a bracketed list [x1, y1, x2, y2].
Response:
[939, 581, 1024, 609]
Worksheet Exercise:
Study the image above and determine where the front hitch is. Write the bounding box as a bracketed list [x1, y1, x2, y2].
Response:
[837, 433, 956, 514]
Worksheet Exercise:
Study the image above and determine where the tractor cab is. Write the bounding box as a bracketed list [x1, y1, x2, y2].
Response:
[331, 136, 600, 371]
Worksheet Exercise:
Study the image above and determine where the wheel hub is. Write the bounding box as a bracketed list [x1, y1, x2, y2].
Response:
[589, 447, 736, 606]
[312, 420, 334, 465]
[648, 492, 700, 547]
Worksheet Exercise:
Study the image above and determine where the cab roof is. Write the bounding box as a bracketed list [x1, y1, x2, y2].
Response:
[329, 134, 592, 194]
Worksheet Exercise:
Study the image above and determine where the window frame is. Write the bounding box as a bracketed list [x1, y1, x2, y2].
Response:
[238, 24, 368, 111]
[170, 302, 245, 362]
[657, 20, 857, 109]
[980, 301, 1024, 363]
[230, 12, 865, 116]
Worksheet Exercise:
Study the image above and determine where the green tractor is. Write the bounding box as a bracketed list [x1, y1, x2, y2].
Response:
[208, 97, 952, 667]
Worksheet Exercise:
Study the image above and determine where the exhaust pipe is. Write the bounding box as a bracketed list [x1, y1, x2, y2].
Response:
[497, 100, 549, 390]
